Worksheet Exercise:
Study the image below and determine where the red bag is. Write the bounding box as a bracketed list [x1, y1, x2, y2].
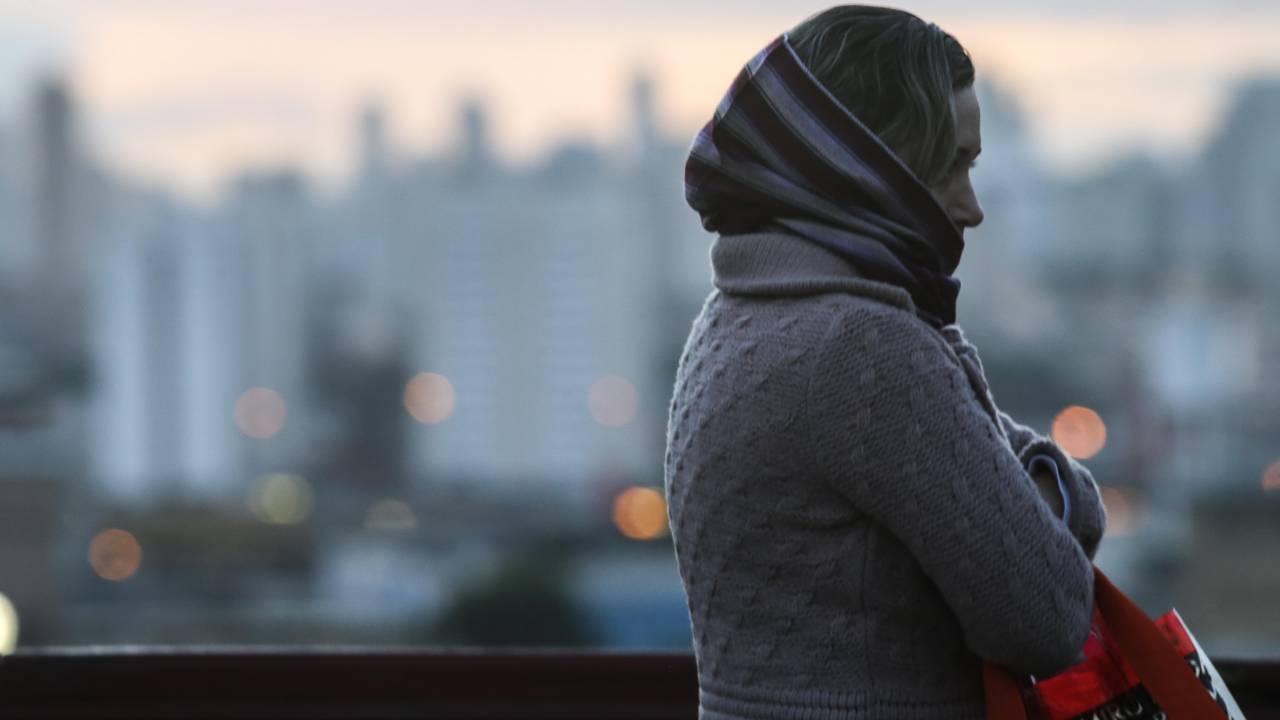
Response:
[985, 567, 1246, 720]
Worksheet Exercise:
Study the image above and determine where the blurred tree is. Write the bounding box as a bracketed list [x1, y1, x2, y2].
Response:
[305, 282, 412, 496]
[426, 554, 596, 647]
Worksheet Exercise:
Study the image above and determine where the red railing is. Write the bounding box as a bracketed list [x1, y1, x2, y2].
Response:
[0, 649, 1276, 719]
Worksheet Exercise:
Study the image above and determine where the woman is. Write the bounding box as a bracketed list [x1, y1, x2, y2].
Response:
[665, 6, 1108, 719]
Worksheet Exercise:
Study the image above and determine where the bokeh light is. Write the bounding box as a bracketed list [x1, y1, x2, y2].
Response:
[403, 372, 456, 424]
[364, 499, 417, 532]
[234, 387, 288, 439]
[0, 592, 17, 654]
[612, 486, 668, 540]
[1099, 486, 1138, 537]
[587, 375, 639, 427]
[249, 474, 314, 525]
[1263, 461, 1280, 492]
[88, 529, 143, 582]
[1051, 405, 1108, 460]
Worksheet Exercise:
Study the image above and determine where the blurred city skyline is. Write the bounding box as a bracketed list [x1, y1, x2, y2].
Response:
[1, 2, 1279, 199]
[0, 2, 1278, 656]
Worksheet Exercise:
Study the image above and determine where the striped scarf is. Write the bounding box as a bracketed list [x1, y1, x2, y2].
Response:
[684, 34, 965, 328]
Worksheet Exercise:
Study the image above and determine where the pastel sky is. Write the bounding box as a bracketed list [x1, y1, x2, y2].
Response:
[1, 1, 1278, 199]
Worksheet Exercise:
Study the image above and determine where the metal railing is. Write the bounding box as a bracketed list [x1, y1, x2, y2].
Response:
[0, 648, 1276, 719]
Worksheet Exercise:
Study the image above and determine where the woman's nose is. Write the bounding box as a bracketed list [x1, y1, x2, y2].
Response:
[953, 190, 984, 230]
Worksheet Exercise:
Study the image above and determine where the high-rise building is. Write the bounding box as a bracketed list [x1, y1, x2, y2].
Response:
[0, 125, 33, 289]
[1198, 78, 1280, 280]
[223, 171, 316, 478]
[393, 85, 699, 494]
[29, 79, 90, 364]
[358, 101, 390, 184]
[459, 97, 493, 174]
[91, 202, 244, 501]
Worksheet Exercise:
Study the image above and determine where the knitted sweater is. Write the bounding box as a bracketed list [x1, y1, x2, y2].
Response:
[664, 232, 1107, 720]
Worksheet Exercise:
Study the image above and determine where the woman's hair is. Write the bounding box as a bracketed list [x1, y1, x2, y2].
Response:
[788, 5, 975, 187]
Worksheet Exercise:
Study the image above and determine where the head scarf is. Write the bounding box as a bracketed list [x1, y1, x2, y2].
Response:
[684, 34, 965, 328]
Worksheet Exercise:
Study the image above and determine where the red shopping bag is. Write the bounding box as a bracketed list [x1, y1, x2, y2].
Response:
[985, 567, 1246, 720]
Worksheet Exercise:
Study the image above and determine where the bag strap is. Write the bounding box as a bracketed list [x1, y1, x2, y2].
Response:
[985, 566, 1227, 720]
[1092, 568, 1226, 718]
[983, 661, 1029, 720]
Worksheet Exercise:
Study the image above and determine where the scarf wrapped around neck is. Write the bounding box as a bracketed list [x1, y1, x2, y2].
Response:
[684, 34, 965, 328]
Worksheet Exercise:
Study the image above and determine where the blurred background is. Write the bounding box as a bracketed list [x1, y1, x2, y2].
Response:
[0, 0, 1277, 656]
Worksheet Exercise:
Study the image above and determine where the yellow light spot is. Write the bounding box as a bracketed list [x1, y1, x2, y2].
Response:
[88, 529, 143, 582]
[403, 372, 456, 424]
[587, 375, 639, 427]
[0, 592, 18, 655]
[1099, 486, 1138, 537]
[364, 499, 417, 532]
[1263, 461, 1280, 492]
[249, 473, 314, 525]
[1051, 405, 1108, 460]
[612, 486, 668, 540]
[234, 387, 287, 439]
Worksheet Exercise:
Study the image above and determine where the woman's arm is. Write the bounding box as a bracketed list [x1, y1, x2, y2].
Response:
[939, 324, 1108, 560]
[1004, 414, 1107, 560]
[807, 304, 1095, 678]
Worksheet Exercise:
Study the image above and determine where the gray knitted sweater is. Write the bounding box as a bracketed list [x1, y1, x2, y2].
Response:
[664, 232, 1107, 720]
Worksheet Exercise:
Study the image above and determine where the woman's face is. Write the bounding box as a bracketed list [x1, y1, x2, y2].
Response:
[929, 86, 985, 234]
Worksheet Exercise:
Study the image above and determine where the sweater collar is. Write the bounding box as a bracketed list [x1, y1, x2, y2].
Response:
[710, 232, 916, 313]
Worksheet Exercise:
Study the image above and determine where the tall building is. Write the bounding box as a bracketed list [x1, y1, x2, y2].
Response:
[391, 89, 693, 493]
[92, 208, 183, 499]
[1193, 78, 1280, 403]
[90, 169, 324, 502]
[458, 97, 494, 174]
[1196, 78, 1280, 280]
[0, 124, 33, 289]
[91, 201, 245, 502]
[28, 79, 91, 364]
[358, 101, 390, 184]
[222, 171, 316, 478]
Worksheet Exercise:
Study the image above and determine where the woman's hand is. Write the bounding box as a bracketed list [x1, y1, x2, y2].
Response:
[1030, 462, 1066, 520]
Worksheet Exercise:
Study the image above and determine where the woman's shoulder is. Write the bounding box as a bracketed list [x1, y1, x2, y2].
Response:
[808, 291, 949, 359]
[699, 287, 946, 360]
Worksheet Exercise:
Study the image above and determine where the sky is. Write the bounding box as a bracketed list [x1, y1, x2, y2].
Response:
[1, 1, 1278, 199]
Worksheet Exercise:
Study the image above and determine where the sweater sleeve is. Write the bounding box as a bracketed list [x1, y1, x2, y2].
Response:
[940, 324, 1108, 560]
[807, 307, 1095, 678]
[999, 411, 1108, 560]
